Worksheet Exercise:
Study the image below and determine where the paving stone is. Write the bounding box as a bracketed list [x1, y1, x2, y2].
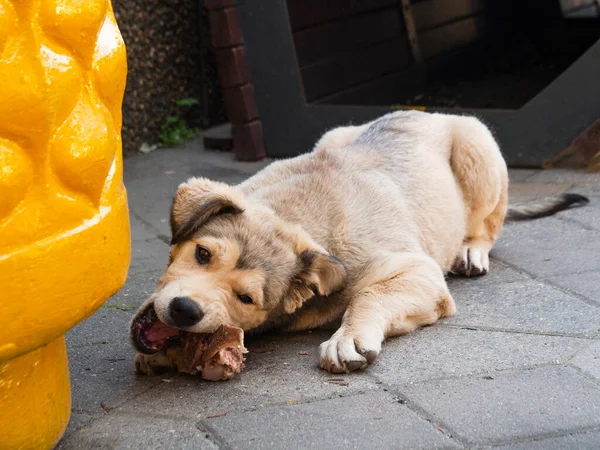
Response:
[67, 331, 160, 414]
[557, 205, 600, 231]
[57, 414, 218, 450]
[508, 182, 573, 202]
[63, 411, 98, 439]
[447, 279, 600, 336]
[492, 217, 600, 277]
[545, 271, 600, 304]
[400, 366, 600, 446]
[508, 169, 539, 182]
[569, 340, 600, 381]
[446, 258, 529, 289]
[129, 213, 159, 241]
[124, 141, 268, 180]
[204, 391, 459, 450]
[67, 308, 131, 347]
[371, 326, 584, 384]
[117, 330, 379, 419]
[569, 184, 600, 198]
[105, 270, 163, 309]
[528, 169, 600, 185]
[129, 238, 170, 274]
[496, 430, 600, 449]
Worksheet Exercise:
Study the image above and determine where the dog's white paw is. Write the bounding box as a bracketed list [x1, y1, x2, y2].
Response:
[451, 245, 489, 277]
[319, 327, 382, 373]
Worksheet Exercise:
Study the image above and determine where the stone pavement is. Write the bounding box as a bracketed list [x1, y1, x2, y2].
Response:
[58, 140, 600, 449]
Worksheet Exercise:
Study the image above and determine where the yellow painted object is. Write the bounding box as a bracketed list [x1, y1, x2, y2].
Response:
[0, 1, 130, 448]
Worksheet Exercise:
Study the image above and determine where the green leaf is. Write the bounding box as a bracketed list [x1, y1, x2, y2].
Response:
[176, 98, 199, 107]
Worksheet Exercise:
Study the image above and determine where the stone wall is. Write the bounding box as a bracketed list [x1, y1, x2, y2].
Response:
[112, 0, 225, 154]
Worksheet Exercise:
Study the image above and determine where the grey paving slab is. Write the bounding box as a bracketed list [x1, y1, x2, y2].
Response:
[527, 169, 600, 185]
[124, 140, 270, 182]
[129, 238, 170, 274]
[371, 326, 584, 384]
[204, 391, 459, 450]
[400, 366, 600, 446]
[104, 270, 163, 309]
[569, 183, 600, 198]
[67, 333, 160, 414]
[67, 307, 130, 347]
[129, 213, 159, 241]
[492, 217, 600, 277]
[495, 430, 600, 449]
[556, 198, 600, 231]
[447, 279, 600, 337]
[63, 411, 97, 440]
[569, 340, 600, 381]
[508, 182, 573, 202]
[118, 330, 379, 419]
[545, 271, 600, 304]
[507, 169, 539, 182]
[446, 259, 529, 288]
[57, 413, 218, 450]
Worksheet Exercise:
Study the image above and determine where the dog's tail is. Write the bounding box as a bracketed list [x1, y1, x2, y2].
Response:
[505, 193, 589, 223]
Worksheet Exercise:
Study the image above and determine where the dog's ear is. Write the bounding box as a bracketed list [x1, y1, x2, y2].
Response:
[283, 243, 347, 314]
[170, 177, 244, 245]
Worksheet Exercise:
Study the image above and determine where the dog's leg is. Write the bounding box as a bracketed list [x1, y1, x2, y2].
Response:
[319, 253, 455, 373]
[449, 116, 508, 277]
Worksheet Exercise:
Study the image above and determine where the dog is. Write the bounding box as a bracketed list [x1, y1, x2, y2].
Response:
[131, 110, 588, 374]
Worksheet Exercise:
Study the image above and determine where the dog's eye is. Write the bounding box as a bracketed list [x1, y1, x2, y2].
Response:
[195, 246, 211, 265]
[237, 295, 253, 305]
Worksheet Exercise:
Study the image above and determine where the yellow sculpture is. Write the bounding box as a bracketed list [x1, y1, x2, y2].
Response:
[0, 0, 130, 447]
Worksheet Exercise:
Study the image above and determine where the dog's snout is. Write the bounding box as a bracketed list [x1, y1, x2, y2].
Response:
[169, 296, 203, 327]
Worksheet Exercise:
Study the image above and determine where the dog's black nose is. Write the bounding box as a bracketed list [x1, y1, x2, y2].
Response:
[169, 296, 203, 327]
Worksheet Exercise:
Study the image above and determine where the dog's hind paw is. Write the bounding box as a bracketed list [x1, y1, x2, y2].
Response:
[319, 326, 382, 373]
[451, 245, 489, 277]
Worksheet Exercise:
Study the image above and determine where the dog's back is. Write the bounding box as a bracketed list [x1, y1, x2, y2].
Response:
[239, 111, 467, 279]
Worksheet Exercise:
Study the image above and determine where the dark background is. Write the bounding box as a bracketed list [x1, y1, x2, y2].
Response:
[113, 0, 224, 154]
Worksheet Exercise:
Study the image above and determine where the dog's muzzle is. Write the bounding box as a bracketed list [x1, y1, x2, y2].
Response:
[130, 304, 180, 354]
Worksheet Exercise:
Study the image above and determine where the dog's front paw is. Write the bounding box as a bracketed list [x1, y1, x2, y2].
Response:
[319, 327, 383, 373]
[134, 351, 178, 376]
[451, 245, 489, 277]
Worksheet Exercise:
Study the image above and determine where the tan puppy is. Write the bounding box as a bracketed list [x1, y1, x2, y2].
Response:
[131, 110, 588, 374]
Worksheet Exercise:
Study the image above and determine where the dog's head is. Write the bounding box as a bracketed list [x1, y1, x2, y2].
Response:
[130, 177, 347, 354]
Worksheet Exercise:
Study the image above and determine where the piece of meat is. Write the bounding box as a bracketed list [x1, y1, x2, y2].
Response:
[176, 325, 247, 381]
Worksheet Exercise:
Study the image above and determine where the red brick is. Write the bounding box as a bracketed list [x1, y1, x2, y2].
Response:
[204, 0, 236, 10]
[233, 120, 266, 161]
[223, 84, 259, 123]
[209, 8, 242, 48]
[215, 46, 250, 87]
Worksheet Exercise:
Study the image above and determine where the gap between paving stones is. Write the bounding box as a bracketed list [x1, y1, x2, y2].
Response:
[394, 365, 600, 447]
[194, 422, 228, 450]
[567, 365, 600, 388]
[195, 420, 240, 450]
[389, 362, 577, 392]
[439, 323, 600, 340]
[482, 425, 600, 449]
[555, 214, 598, 232]
[129, 210, 172, 245]
[488, 257, 600, 310]
[387, 390, 467, 447]
[197, 389, 463, 449]
[115, 376, 385, 420]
